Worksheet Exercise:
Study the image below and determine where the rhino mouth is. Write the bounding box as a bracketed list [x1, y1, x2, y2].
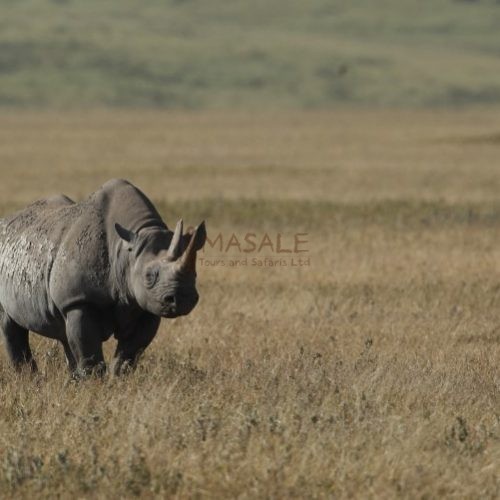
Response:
[160, 307, 193, 319]
[159, 294, 199, 318]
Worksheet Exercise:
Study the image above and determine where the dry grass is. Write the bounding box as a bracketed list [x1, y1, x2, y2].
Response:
[0, 109, 499, 498]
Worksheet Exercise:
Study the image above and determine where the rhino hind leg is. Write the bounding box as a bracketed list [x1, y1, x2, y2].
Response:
[1, 315, 37, 372]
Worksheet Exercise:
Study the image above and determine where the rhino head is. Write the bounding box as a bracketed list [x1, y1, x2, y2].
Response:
[115, 220, 206, 318]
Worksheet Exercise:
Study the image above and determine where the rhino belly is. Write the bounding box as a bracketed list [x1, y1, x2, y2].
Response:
[0, 289, 63, 338]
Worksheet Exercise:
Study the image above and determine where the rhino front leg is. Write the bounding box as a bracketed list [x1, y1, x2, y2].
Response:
[112, 313, 160, 375]
[65, 306, 105, 376]
[1, 315, 37, 372]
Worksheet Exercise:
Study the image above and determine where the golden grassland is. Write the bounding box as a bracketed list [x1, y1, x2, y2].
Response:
[0, 109, 499, 498]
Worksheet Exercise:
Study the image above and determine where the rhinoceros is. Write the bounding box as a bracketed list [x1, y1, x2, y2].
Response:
[0, 179, 206, 375]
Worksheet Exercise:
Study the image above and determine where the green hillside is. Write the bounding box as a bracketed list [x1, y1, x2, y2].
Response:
[0, 0, 500, 108]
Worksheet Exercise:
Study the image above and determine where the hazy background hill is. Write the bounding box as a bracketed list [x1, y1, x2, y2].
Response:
[1, 0, 500, 108]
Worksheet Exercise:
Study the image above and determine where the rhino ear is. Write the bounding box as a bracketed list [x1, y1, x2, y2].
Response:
[115, 223, 137, 244]
[181, 221, 206, 254]
[178, 221, 206, 272]
[192, 220, 207, 250]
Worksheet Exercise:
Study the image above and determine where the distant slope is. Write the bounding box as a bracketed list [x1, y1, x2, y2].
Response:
[0, 0, 499, 108]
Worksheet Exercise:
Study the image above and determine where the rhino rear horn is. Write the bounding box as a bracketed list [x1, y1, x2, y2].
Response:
[167, 219, 184, 259]
[179, 221, 206, 272]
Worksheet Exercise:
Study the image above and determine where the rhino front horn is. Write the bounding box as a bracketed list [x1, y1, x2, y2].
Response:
[180, 221, 207, 272]
[167, 219, 183, 259]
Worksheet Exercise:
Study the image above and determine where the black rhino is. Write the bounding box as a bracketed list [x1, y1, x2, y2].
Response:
[0, 179, 206, 375]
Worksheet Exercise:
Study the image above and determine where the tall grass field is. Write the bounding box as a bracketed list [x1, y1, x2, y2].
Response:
[0, 109, 499, 497]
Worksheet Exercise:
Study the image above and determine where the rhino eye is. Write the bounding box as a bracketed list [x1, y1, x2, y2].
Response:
[144, 267, 159, 289]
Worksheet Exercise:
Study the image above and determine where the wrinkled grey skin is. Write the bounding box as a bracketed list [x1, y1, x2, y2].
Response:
[0, 179, 206, 376]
